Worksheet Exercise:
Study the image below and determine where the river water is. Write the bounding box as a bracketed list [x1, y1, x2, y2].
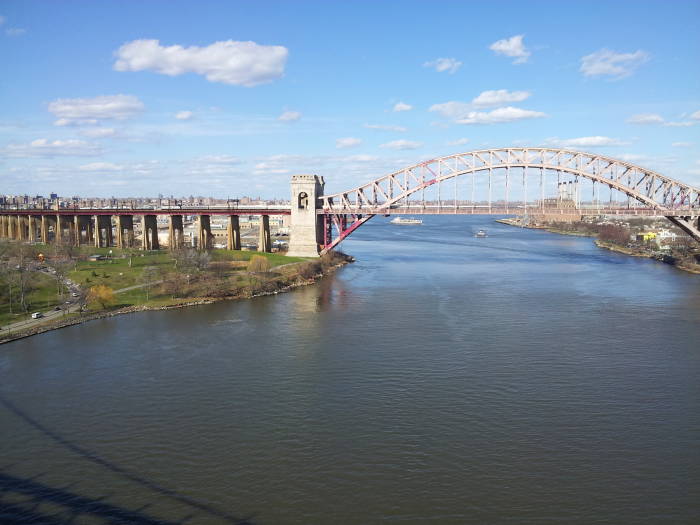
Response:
[1, 217, 699, 524]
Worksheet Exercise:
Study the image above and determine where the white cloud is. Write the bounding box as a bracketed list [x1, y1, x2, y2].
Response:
[78, 162, 124, 172]
[543, 136, 629, 148]
[663, 121, 696, 127]
[175, 110, 194, 120]
[365, 123, 407, 132]
[336, 137, 362, 149]
[342, 154, 378, 162]
[429, 101, 472, 120]
[489, 35, 530, 64]
[430, 103, 546, 125]
[196, 155, 240, 164]
[580, 49, 649, 79]
[48, 94, 144, 126]
[627, 113, 664, 124]
[447, 138, 470, 146]
[253, 161, 291, 175]
[626, 112, 696, 127]
[423, 57, 462, 74]
[6, 27, 26, 37]
[393, 102, 413, 112]
[2, 138, 102, 158]
[113, 39, 288, 87]
[691, 110, 700, 120]
[380, 139, 423, 150]
[278, 110, 301, 122]
[79, 127, 116, 138]
[672, 142, 693, 147]
[471, 89, 531, 108]
[187, 165, 241, 176]
[0, 16, 5, 25]
[54, 118, 99, 127]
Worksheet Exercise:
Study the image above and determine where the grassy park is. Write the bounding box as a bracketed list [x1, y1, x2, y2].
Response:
[1, 240, 347, 332]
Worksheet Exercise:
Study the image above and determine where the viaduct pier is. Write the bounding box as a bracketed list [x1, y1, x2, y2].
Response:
[0, 207, 287, 253]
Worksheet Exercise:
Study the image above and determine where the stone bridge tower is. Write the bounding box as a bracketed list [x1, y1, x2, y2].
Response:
[287, 174, 324, 257]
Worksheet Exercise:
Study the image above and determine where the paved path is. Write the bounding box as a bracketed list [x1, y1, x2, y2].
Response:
[1, 267, 82, 336]
[1, 302, 82, 335]
[114, 280, 163, 293]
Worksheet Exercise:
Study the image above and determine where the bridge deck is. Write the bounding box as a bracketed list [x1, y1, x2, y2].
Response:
[0, 206, 696, 217]
[321, 206, 697, 217]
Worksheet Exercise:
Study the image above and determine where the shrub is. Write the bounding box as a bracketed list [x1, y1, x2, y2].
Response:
[87, 284, 115, 309]
[247, 255, 270, 273]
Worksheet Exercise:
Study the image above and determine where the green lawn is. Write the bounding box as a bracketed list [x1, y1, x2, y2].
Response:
[0, 271, 65, 326]
[1, 243, 311, 325]
[70, 251, 175, 291]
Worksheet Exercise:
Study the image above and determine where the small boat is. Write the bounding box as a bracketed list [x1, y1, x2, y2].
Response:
[475, 229, 488, 238]
[390, 217, 423, 225]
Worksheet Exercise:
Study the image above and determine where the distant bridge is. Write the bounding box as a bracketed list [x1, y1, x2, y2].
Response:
[1, 149, 699, 256]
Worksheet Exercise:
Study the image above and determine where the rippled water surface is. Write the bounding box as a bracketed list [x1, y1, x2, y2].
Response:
[1, 217, 699, 524]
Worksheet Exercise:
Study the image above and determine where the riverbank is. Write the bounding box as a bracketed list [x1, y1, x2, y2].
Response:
[496, 218, 700, 274]
[0, 251, 353, 345]
[495, 218, 596, 237]
[594, 239, 700, 274]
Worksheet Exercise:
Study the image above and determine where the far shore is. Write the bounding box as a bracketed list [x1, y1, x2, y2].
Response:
[495, 217, 700, 275]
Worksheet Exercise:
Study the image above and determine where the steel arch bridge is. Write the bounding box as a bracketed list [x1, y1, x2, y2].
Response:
[318, 148, 700, 253]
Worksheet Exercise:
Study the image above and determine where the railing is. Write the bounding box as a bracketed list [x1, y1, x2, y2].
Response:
[319, 206, 694, 217]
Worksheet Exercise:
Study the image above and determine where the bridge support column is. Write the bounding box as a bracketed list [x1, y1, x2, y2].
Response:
[227, 215, 241, 250]
[258, 215, 271, 252]
[28, 216, 36, 242]
[93, 216, 101, 247]
[73, 216, 81, 246]
[65, 215, 75, 245]
[142, 215, 159, 250]
[76, 215, 91, 246]
[105, 216, 114, 247]
[55, 215, 64, 244]
[7, 215, 14, 239]
[197, 215, 212, 250]
[117, 215, 134, 248]
[0, 216, 7, 238]
[287, 174, 324, 257]
[168, 215, 184, 250]
[91, 215, 113, 247]
[17, 215, 27, 241]
[40, 215, 49, 243]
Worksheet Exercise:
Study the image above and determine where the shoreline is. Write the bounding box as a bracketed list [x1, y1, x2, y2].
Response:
[0, 259, 352, 346]
[496, 218, 700, 275]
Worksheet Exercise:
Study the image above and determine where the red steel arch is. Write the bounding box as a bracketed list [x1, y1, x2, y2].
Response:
[319, 148, 700, 253]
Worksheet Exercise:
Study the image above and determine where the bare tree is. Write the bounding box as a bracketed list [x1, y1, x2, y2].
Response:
[142, 265, 161, 301]
[172, 248, 210, 272]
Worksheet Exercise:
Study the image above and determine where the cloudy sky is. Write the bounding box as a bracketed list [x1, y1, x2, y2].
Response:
[1, 0, 699, 198]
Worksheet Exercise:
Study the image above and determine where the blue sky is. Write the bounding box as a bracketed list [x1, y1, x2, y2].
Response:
[1, 0, 699, 198]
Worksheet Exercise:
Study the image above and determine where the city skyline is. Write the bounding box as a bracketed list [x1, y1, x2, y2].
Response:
[1, 0, 699, 198]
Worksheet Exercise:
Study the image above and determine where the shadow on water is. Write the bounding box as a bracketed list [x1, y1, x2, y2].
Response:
[0, 395, 257, 525]
[0, 470, 185, 524]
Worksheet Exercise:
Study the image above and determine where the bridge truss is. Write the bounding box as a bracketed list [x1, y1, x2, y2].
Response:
[319, 148, 700, 253]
